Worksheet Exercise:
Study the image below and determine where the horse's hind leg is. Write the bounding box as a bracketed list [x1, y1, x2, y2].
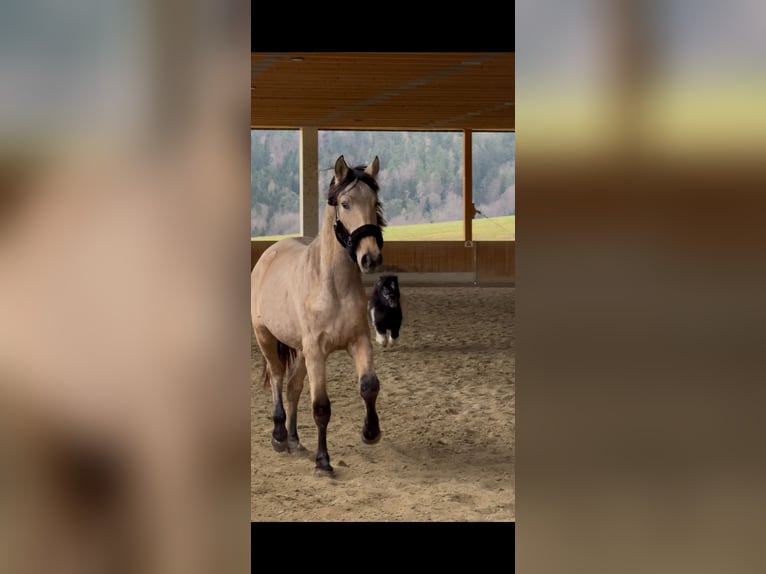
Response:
[304, 348, 333, 476]
[254, 327, 289, 452]
[285, 351, 307, 454]
[348, 337, 382, 444]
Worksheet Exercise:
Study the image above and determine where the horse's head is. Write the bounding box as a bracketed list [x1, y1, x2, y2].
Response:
[328, 155, 386, 273]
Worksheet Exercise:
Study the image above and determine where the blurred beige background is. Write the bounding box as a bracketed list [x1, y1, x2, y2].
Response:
[0, 2, 251, 573]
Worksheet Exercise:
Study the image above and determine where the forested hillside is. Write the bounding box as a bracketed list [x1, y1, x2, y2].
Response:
[251, 130, 515, 237]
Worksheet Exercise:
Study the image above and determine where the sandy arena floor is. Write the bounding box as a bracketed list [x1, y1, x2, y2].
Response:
[251, 285, 515, 521]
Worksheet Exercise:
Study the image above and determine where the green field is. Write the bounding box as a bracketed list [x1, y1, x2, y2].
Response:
[253, 215, 515, 242]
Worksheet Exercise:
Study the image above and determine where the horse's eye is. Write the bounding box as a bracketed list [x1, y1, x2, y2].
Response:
[341, 202, 350, 210]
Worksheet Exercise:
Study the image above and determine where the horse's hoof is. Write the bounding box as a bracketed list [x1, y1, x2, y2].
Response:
[271, 436, 288, 452]
[362, 429, 382, 445]
[288, 441, 307, 455]
[314, 465, 335, 477]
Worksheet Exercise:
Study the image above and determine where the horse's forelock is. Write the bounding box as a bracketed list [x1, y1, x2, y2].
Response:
[328, 168, 381, 203]
[326, 163, 386, 227]
[327, 168, 356, 205]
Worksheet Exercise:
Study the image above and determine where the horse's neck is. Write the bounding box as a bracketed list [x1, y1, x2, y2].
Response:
[312, 206, 361, 292]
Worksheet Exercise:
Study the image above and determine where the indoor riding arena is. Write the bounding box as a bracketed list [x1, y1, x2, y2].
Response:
[251, 52, 515, 522]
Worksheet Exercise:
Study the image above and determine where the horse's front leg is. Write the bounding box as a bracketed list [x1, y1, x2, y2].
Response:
[348, 336, 382, 444]
[304, 348, 333, 476]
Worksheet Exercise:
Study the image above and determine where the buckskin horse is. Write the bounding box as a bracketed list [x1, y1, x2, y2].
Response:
[251, 155, 386, 476]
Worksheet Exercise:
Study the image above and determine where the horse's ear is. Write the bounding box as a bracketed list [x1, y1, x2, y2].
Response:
[364, 156, 380, 179]
[334, 155, 349, 182]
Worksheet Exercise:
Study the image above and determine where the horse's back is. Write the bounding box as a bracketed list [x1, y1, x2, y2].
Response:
[251, 238, 312, 343]
[252, 237, 309, 287]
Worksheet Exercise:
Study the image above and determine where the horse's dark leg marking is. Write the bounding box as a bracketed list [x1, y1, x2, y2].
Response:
[360, 373, 381, 444]
[305, 349, 334, 476]
[312, 397, 333, 474]
[254, 328, 289, 453]
[285, 353, 307, 454]
[271, 399, 288, 452]
[348, 336, 382, 444]
[269, 357, 288, 452]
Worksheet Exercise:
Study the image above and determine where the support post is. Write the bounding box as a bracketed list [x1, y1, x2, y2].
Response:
[463, 129, 473, 243]
[300, 127, 319, 237]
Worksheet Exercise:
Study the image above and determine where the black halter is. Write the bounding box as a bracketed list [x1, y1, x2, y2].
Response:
[332, 204, 384, 264]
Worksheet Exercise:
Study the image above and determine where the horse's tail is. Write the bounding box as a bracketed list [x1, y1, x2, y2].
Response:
[261, 340, 297, 388]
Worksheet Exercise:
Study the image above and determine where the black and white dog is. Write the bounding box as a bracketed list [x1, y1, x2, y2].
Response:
[368, 274, 402, 348]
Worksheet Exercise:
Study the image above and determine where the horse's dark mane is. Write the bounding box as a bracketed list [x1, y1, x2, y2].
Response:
[327, 165, 387, 228]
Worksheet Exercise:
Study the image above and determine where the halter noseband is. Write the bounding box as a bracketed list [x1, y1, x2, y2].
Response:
[331, 203, 384, 263]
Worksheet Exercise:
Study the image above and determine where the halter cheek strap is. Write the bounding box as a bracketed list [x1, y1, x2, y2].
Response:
[332, 205, 384, 263]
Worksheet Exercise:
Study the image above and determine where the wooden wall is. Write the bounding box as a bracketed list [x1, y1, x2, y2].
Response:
[251, 240, 515, 285]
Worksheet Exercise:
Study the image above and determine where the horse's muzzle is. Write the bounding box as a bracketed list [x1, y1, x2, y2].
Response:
[360, 251, 382, 273]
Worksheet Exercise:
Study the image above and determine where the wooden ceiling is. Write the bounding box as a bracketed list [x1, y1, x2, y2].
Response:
[251, 52, 514, 131]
